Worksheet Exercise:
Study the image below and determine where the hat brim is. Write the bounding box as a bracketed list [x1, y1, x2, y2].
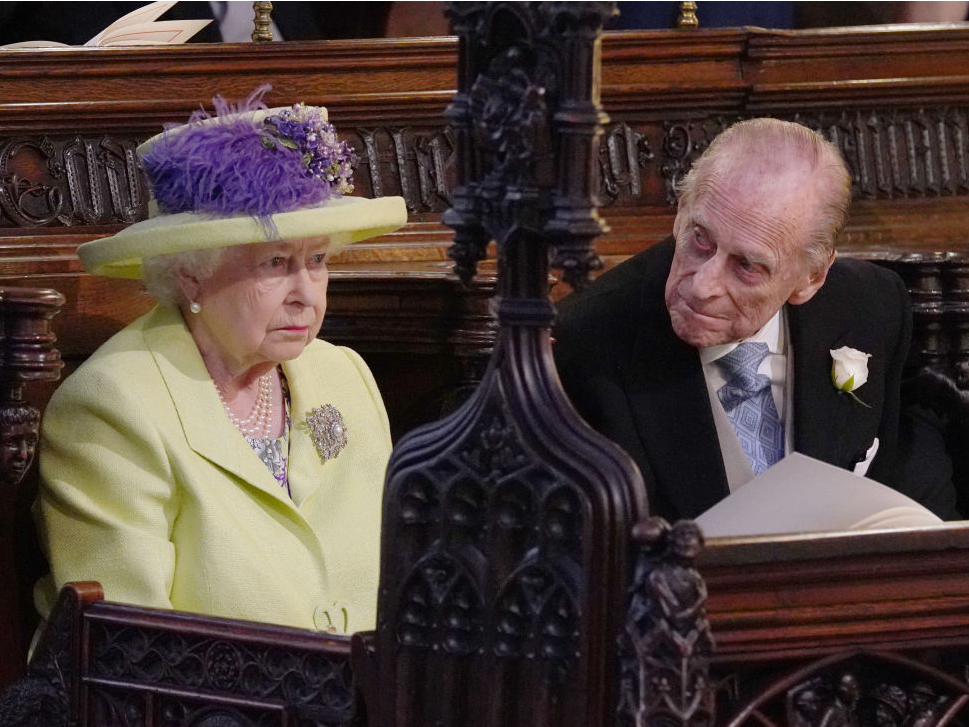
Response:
[78, 195, 407, 279]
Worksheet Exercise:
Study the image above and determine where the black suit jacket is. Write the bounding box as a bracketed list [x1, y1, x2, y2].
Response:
[554, 237, 924, 521]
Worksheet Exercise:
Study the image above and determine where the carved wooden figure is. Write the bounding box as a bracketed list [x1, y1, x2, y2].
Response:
[368, 4, 652, 727]
[618, 518, 713, 727]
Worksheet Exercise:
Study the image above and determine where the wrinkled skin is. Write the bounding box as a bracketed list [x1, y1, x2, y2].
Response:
[180, 236, 330, 383]
[665, 156, 835, 348]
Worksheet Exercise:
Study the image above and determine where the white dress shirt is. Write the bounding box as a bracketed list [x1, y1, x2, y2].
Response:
[698, 309, 795, 491]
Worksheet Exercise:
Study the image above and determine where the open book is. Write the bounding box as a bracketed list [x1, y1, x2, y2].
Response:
[1, 1, 211, 49]
[695, 452, 942, 537]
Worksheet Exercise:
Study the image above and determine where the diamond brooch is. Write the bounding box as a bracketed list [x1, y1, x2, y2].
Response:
[305, 404, 349, 462]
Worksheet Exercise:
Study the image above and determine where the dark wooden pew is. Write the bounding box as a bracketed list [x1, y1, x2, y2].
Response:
[4, 13, 969, 727]
[2, 582, 362, 727]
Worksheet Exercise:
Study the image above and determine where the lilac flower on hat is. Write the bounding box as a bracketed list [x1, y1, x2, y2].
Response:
[142, 84, 356, 222]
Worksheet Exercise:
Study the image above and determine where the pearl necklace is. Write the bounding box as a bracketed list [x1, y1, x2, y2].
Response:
[215, 372, 274, 439]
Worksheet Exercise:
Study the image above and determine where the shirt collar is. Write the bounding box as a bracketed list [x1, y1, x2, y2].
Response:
[698, 308, 784, 365]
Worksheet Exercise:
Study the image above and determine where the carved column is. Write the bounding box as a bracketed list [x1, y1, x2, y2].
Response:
[0, 286, 64, 687]
[891, 255, 969, 422]
[896, 256, 949, 376]
[367, 4, 649, 727]
[617, 519, 713, 727]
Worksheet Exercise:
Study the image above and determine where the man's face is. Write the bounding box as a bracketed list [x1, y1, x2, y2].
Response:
[664, 164, 832, 348]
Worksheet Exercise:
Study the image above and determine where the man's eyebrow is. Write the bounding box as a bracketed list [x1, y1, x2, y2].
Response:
[736, 249, 775, 270]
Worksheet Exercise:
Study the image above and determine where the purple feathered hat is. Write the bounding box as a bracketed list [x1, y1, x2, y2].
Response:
[78, 85, 407, 279]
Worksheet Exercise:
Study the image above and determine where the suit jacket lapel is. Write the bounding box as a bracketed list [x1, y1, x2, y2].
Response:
[788, 301, 853, 466]
[618, 245, 730, 519]
[142, 306, 296, 510]
[281, 352, 328, 507]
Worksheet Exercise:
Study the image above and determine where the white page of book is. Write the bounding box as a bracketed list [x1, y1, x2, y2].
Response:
[695, 452, 941, 537]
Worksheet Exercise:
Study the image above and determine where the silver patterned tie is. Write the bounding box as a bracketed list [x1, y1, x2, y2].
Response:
[716, 342, 784, 475]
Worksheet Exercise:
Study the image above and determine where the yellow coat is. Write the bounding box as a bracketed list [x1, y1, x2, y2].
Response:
[35, 304, 391, 634]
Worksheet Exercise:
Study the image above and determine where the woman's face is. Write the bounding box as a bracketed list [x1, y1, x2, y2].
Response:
[184, 237, 330, 375]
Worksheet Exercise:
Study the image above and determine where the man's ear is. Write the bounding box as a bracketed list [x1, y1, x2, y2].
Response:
[787, 250, 836, 306]
[176, 269, 201, 305]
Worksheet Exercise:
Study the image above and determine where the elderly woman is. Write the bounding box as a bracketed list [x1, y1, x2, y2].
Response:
[33, 87, 406, 634]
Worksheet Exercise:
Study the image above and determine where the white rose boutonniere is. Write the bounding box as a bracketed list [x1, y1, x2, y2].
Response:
[830, 346, 872, 407]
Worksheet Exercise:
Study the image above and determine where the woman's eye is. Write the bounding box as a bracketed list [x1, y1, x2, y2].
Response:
[269, 256, 285, 267]
[309, 253, 326, 266]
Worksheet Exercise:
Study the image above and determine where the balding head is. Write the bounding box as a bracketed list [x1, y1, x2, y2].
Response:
[678, 118, 851, 273]
[665, 118, 851, 347]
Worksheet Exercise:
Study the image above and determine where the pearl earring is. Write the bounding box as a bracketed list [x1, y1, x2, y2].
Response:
[189, 301, 201, 314]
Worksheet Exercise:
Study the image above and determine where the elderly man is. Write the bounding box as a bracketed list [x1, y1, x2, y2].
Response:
[554, 118, 955, 521]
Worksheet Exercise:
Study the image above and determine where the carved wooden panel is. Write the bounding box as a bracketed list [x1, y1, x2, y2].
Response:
[82, 607, 357, 727]
[373, 4, 648, 727]
[1, 583, 363, 727]
[352, 126, 455, 213]
[700, 526, 969, 726]
[0, 135, 146, 228]
[718, 651, 969, 727]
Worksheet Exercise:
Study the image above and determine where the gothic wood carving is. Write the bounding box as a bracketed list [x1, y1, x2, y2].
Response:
[373, 4, 650, 726]
[0, 581, 99, 727]
[720, 651, 969, 727]
[353, 126, 455, 213]
[599, 122, 654, 207]
[5, 105, 969, 233]
[618, 519, 714, 727]
[0, 582, 363, 727]
[0, 136, 145, 228]
[794, 109, 969, 200]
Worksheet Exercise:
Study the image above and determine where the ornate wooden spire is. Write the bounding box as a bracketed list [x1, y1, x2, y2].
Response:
[369, 4, 649, 726]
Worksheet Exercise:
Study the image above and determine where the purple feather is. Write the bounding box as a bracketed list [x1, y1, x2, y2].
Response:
[142, 84, 351, 223]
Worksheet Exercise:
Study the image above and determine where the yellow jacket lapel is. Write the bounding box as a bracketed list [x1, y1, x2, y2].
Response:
[141, 306, 294, 509]
[283, 352, 325, 506]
